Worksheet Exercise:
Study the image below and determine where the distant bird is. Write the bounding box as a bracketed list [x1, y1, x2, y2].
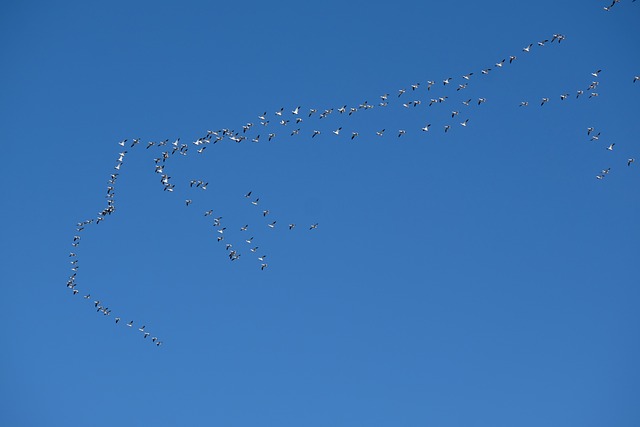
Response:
[312, 130, 321, 138]
[478, 98, 486, 105]
[251, 198, 259, 205]
[185, 199, 192, 206]
[444, 125, 450, 133]
[421, 124, 431, 132]
[451, 111, 459, 118]
[606, 143, 615, 151]
[376, 129, 385, 137]
[634, 76, 640, 83]
[127, 320, 134, 327]
[332, 127, 342, 135]
[541, 97, 550, 106]
[261, 263, 268, 270]
[263, 210, 269, 217]
[560, 93, 569, 100]
[460, 119, 469, 127]
[587, 127, 594, 135]
[246, 237, 254, 244]
[351, 132, 359, 140]
[576, 90, 584, 98]
[289, 224, 296, 230]
[268, 221, 276, 228]
[398, 130, 406, 137]
[443, 77, 453, 85]
[138, 325, 145, 332]
[115, 317, 120, 323]
[309, 223, 319, 230]
[240, 225, 248, 231]
[292, 106, 300, 115]
[523, 44, 533, 52]
[509, 55, 517, 63]
[519, 101, 529, 107]
[628, 158, 635, 166]
[591, 69, 602, 77]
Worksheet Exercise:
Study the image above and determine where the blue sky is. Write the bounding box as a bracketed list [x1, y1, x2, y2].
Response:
[1, 1, 639, 426]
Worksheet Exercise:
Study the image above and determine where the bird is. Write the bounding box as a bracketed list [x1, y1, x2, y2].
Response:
[376, 129, 385, 137]
[309, 223, 319, 230]
[240, 225, 249, 231]
[246, 237, 254, 244]
[606, 143, 615, 151]
[127, 321, 134, 327]
[312, 130, 321, 138]
[292, 106, 300, 115]
[351, 132, 359, 140]
[398, 130, 406, 137]
[560, 93, 569, 100]
[462, 72, 473, 80]
[268, 221, 276, 228]
[462, 99, 471, 106]
[138, 325, 145, 332]
[444, 125, 450, 133]
[451, 111, 459, 118]
[460, 119, 469, 127]
[421, 124, 431, 132]
[628, 158, 635, 166]
[509, 55, 517, 63]
[443, 77, 453, 85]
[185, 199, 192, 206]
[261, 263, 268, 270]
[587, 127, 594, 135]
[591, 69, 602, 77]
[251, 198, 259, 205]
[541, 97, 549, 106]
[523, 44, 533, 52]
[634, 76, 640, 83]
[263, 210, 269, 217]
[289, 224, 296, 230]
[519, 101, 529, 107]
[115, 317, 121, 323]
[332, 127, 342, 135]
[478, 98, 486, 105]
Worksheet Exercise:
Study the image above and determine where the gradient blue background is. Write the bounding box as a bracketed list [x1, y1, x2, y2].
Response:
[1, 1, 639, 426]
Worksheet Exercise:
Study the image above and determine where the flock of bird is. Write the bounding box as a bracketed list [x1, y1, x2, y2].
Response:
[66, 2, 638, 345]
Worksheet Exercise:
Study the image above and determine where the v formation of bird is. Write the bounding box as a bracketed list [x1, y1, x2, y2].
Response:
[66, 4, 639, 346]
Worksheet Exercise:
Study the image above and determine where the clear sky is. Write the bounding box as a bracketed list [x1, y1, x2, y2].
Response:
[1, 1, 639, 426]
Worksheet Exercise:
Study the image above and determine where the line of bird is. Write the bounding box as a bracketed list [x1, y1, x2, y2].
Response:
[66, 149, 165, 347]
[68, 26, 638, 344]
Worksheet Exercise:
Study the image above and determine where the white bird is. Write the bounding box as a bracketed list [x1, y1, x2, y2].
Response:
[576, 90, 584, 98]
[252, 198, 259, 205]
[185, 199, 192, 206]
[261, 263, 268, 270]
[519, 101, 529, 107]
[376, 129, 385, 137]
[421, 124, 431, 132]
[591, 69, 602, 77]
[628, 158, 635, 166]
[138, 325, 145, 332]
[606, 143, 615, 151]
[289, 224, 296, 230]
[509, 55, 517, 63]
[127, 321, 134, 327]
[246, 237, 254, 244]
[292, 106, 300, 115]
[478, 98, 487, 105]
[351, 132, 359, 140]
[398, 130, 406, 137]
[240, 225, 249, 231]
[332, 127, 342, 135]
[268, 221, 276, 228]
[634, 76, 640, 83]
[460, 119, 469, 127]
[312, 130, 321, 138]
[263, 210, 269, 217]
[444, 125, 450, 133]
[523, 44, 533, 52]
[309, 223, 318, 230]
[443, 77, 452, 85]
[541, 97, 550, 106]
[462, 72, 473, 80]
